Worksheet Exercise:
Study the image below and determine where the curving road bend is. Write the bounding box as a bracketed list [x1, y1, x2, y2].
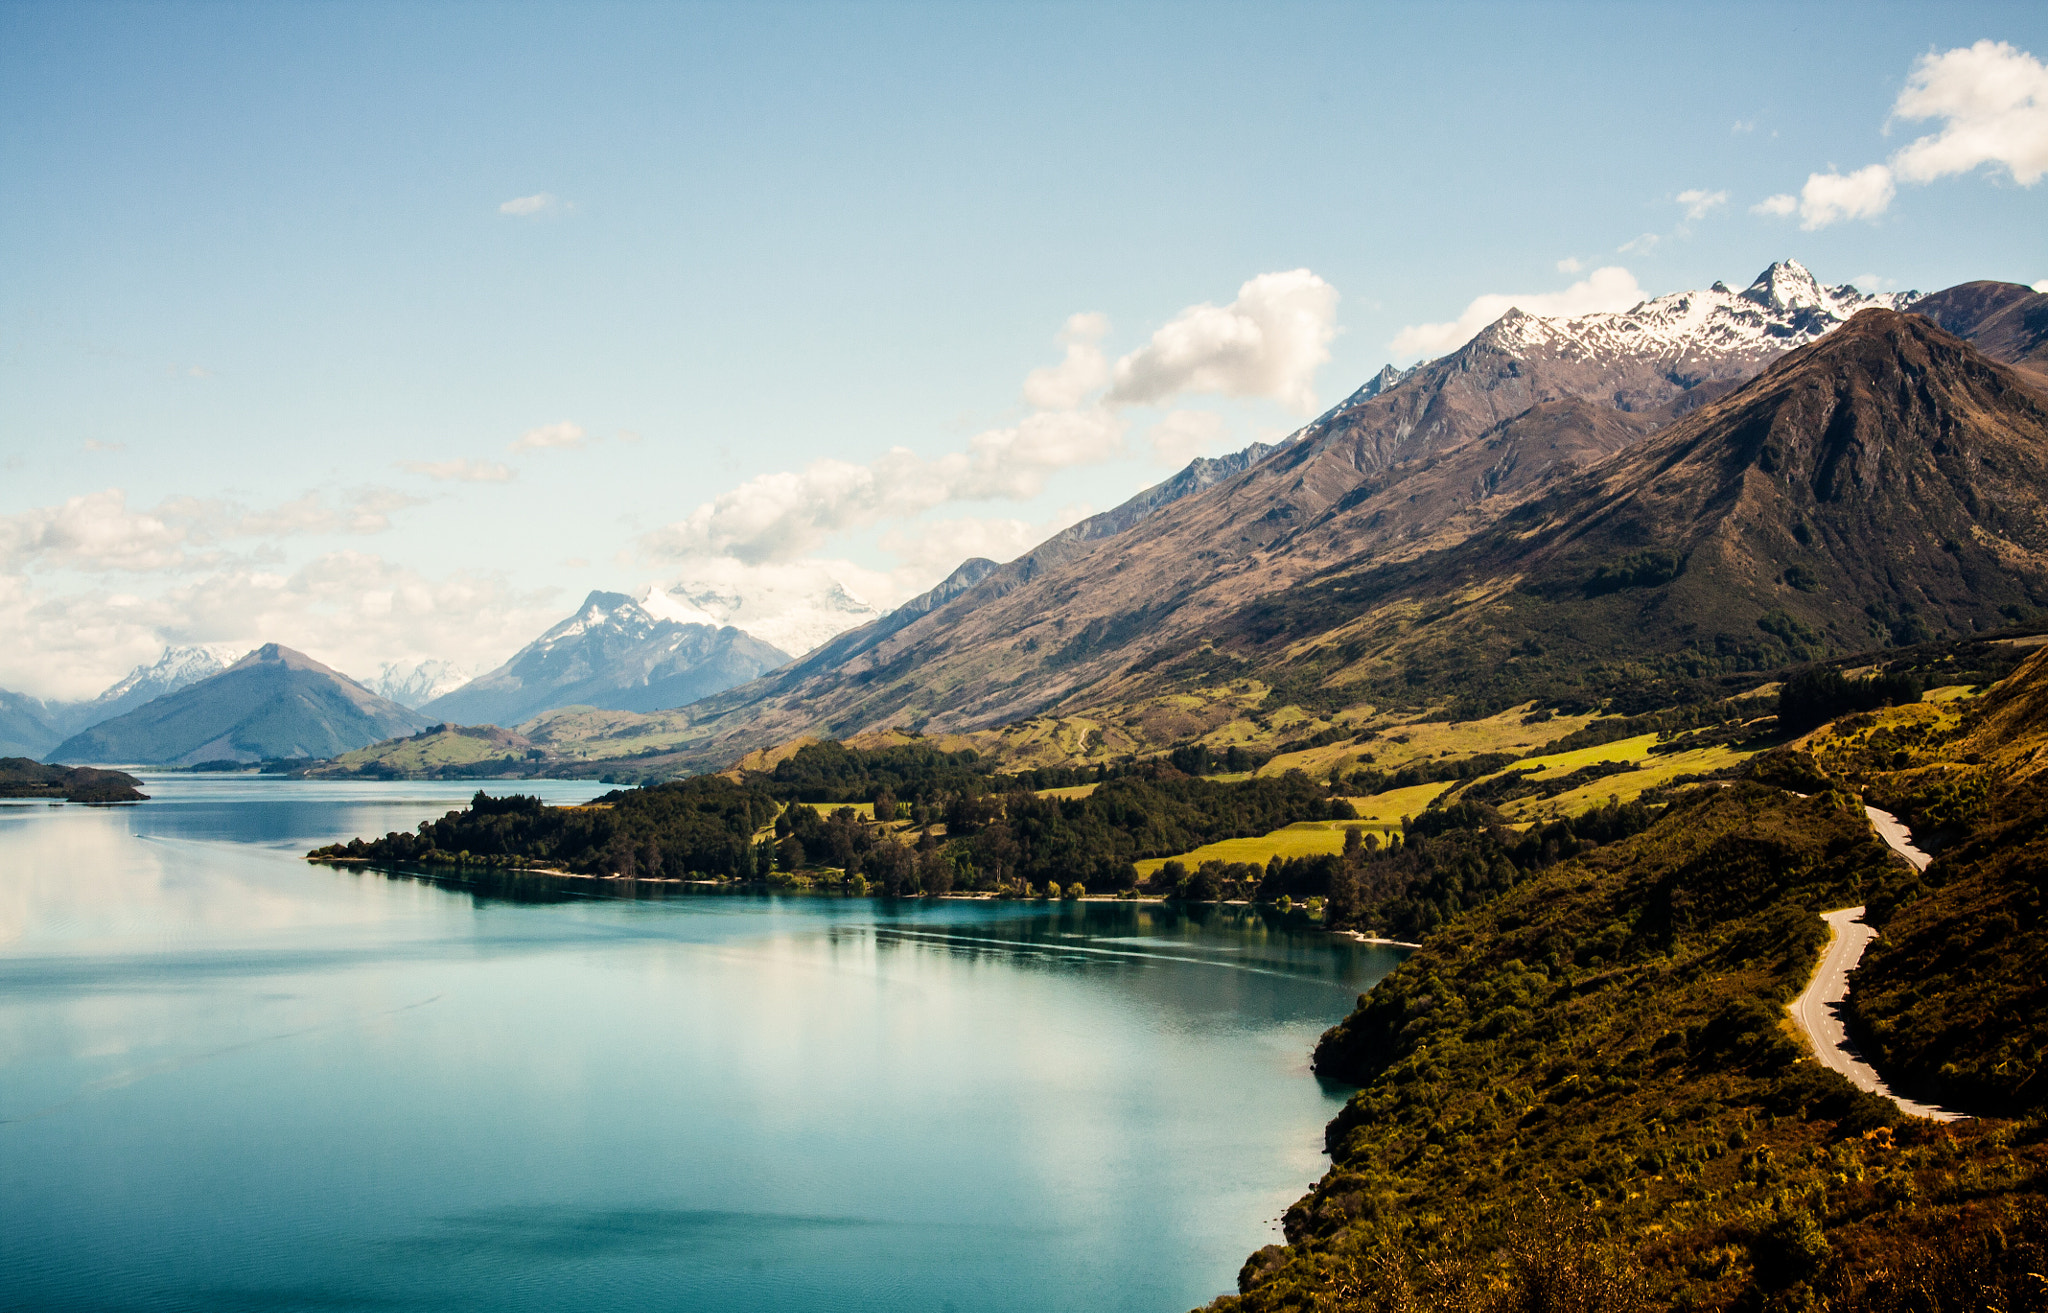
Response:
[1785, 807, 1965, 1122]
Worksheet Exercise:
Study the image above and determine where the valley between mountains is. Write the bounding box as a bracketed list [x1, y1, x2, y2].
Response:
[22, 261, 2048, 1308]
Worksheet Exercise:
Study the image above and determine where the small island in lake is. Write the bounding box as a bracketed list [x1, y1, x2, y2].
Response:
[0, 758, 149, 803]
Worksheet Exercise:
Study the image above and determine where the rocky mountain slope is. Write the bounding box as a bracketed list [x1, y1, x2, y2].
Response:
[51, 644, 429, 765]
[585, 265, 1979, 768]
[1214, 309, 2048, 714]
[1908, 279, 2048, 383]
[421, 591, 792, 728]
[0, 645, 240, 758]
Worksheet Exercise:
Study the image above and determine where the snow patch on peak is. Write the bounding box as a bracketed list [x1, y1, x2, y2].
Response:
[90, 645, 240, 707]
[1742, 259, 1828, 312]
[1472, 262, 1918, 367]
[651, 572, 881, 657]
[371, 659, 472, 708]
[636, 585, 723, 629]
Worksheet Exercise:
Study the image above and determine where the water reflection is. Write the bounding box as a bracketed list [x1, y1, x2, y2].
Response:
[1, 777, 1402, 1313]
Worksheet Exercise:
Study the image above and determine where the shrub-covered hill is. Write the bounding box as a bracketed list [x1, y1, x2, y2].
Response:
[1850, 783, 2048, 1120]
[1218, 783, 2048, 1312]
[1800, 644, 2048, 1121]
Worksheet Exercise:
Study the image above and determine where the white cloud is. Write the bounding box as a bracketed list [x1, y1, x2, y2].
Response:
[1022, 313, 1111, 410]
[1890, 40, 2048, 185]
[645, 504, 1090, 657]
[877, 508, 1086, 579]
[2035, 279, 2048, 293]
[82, 440, 126, 453]
[643, 408, 1127, 566]
[499, 192, 560, 216]
[1389, 266, 1647, 358]
[1676, 188, 1728, 221]
[1148, 410, 1228, 465]
[0, 552, 560, 701]
[399, 458, 515, 483]
[0, 489, 194, 574]
[511, 421, 587, 452]
[1107, 270, 1339, 414]
[1757, 41, 2046, 230]
[1556, 257, 1584, 273]
[0, 487, 423, 578]
[1618, 233, 1661, 254]
[1732, 119, 1758, 135]
[642, 557, 893, 656]
[1784, 164, 1899, 230]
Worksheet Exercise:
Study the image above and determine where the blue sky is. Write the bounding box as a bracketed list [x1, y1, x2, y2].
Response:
[3, 1, 2045, 697]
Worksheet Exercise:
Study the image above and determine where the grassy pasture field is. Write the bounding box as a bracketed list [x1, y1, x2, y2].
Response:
[1132, 780, 1454, 877]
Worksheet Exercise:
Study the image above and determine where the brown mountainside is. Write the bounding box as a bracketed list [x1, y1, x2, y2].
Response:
[1909, 279, 2048, 384]
[1207, 310, 2048, 713]
[653, 272, 1885, 765]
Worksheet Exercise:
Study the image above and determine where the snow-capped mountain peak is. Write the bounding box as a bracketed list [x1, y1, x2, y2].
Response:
[88, 645, 241, 710]
[1740, 258, 1830, 312]
[370, 658, 472, 709]
[1474, 261, 1919, 368]
[650, 573, 883, 657]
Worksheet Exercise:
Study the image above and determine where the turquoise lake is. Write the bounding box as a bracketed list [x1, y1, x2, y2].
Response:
[0, 777, 1404, 1312]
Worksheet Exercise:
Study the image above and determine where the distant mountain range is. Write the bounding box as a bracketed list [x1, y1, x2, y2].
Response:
[418, 592, 794, 729]
[50, 644, 430, 766]
[0, 645, 238, 759]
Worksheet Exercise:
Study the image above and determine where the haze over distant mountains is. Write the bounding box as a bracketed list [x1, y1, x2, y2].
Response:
[51, 644, 429, 766]
[0, 645, 238, 759]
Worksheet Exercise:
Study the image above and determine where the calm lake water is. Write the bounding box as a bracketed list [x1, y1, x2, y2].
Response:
[0, 777, 1403, 1313]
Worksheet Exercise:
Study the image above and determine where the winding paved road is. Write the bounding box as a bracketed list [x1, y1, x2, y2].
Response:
[1785, 806, 1966, 1122]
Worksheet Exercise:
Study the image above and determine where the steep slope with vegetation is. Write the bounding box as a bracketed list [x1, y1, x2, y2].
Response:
[1801, 643, 2048, 1120]
[1218, 782, 2048, 1311]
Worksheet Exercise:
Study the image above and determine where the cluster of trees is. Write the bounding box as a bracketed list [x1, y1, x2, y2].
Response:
[1165, 742, 1271, 775]
[1149, 795, 1658, 940]
[1776, 666, 1922, 732]
[1338, 751, 1519, 796]
[315, 740, 1652, 927]
[309, 777, 780, 878]
[767, 766, 1350, 894]
[1221, 783, 2039, 1313]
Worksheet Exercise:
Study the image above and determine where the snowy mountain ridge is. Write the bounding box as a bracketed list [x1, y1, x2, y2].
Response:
[370, 659, 472, 709]
[1480, 259, 1920, 366]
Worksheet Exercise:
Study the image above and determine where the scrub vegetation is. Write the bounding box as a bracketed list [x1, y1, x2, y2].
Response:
[1210, 646, 2048, 1311]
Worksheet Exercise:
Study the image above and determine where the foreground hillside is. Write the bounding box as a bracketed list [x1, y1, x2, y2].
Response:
[1217, 645, 2048, 1311]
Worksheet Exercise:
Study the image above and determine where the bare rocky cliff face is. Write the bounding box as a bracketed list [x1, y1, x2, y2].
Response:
[642, 268, 2047, 769]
